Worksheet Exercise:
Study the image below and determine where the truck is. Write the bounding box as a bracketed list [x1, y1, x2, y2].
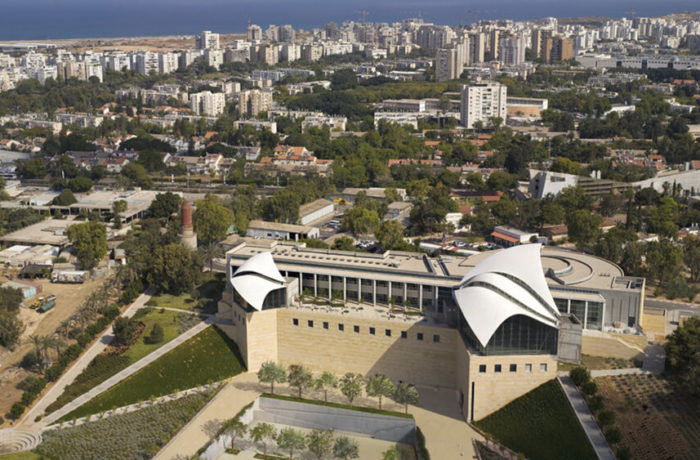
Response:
[51, 270, 88, 284]
[35, 295, 57, 313]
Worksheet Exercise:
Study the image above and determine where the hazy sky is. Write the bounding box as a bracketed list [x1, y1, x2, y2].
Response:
[1, 0, 698, 40]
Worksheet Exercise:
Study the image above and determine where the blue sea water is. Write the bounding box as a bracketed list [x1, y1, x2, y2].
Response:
[0, 0, 697, 41]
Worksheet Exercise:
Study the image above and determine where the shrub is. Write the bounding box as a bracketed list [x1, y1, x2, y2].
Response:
[582, 381, 598, 396]
[569, 367, 591, 387]
[20, 350, 39, 369]
[21, 390, 38, 406]
[587, 395, 604, 412]
[597, 410, 615, 427]
[617, 446, 632, 460]
[10, 402, 25, 420]
[416, 426, 430, 460]
[604, 427, 622, 445]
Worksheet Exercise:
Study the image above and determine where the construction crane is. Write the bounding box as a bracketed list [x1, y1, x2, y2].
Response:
[466, 9, 479, 26]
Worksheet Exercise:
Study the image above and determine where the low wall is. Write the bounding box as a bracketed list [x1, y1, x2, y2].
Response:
[254, 397, 416, 444]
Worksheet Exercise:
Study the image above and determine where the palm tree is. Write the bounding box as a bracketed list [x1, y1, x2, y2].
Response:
[57, 319, 72, 339]
[199, 242, 223, 274]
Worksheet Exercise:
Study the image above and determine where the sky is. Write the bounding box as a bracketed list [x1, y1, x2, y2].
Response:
[0, 0, 698, 40]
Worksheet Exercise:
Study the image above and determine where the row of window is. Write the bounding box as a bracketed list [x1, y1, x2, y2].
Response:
[291, 318, 440, 343]
[478, 363, 548, 373]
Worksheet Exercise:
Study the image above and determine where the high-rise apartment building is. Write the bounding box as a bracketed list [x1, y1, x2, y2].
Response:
[460, 82, 507, 129]
[301, 45, 323, 62]
[469, 32, 486, 64]
[158, 52, 178, 74]
[279, 25, 295, 43]
[498, 35, 526, 65]
[205, 49, 224, 70]
[190, 91, 226, 116]
[247, 24, 263, 41]
[545, 36, 574, 63]
[134, 52, 159, 76]
[57, 61, 86, 81]
[237, 89, 273, 118]
[436, 48, 459, 82]
[196, 30, 220, 50]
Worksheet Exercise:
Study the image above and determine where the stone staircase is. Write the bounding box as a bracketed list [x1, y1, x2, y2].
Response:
[0, 428, 43, 453]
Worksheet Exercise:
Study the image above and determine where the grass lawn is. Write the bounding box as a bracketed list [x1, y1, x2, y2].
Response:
[475, 380, 596, 460]
[45, 308, 184, 415]
[146, 274, 225, 313]
[60, 326, 245, 421]
[0, 452, 43, 460]
[558, 354, 643, 372]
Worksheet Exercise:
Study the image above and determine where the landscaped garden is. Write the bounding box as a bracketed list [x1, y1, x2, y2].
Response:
[558, 354, 643, 372]
[45, 308, 195, 415]
[36, 390, 215, 460]
[475, 380, 597, 460]
[145, 273, 225, 313]
[59, 325, 245, 421]
[596, 374, 700, 460]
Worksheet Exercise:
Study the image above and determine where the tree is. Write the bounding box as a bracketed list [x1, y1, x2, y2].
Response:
[315, 371, 338, 403]
[257, 361, 287, 394]
[339, 373, 364, 407]
[486, 171, 516, 192]
[113, 317, 139, 346]
[9, 402, 25, 420]
[147, 243, 203, 294]
[683, 235, 700, 282]
[250, 423, 277, 458]
[67, 221, 108, 270]
[0, 286, 24, 313]
[376, 220, 405, 250]
[365, 374, 394, 410]
[645, 239, 682, 285]
[569, 366, 591, 387]
[665, 316, 700, 398]
[341, 207, 380, 235]
[51, 189, 77, 206]
[566, 209, 603, 249]
[277, 427, 306, 460]
[332, 236, 356, 251]
[146, 323, 164, 344]
[392, 383, 419, 414]
[148, 192, 183, 219]
[333, 436, 359, 460]
[199, 242, 224, 274]
[194, 194, 235, 244]
[112, 200, 128, 229]
[288, 364, 313, 399]
[225, 419, 247, 452]
[0, 312, 25, 350]
[307, 429, 334, 460]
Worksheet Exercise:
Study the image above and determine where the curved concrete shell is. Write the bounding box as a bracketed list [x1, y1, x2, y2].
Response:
[230, 251, 285, 311]
[454, 244, 559, 347]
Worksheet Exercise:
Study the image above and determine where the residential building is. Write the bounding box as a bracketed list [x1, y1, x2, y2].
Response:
[190, 91, 226, 116]
[247, 24, 263, 41]
[545, 36, 574, 64]
[460, 82, 507, 129]
[158, 53, 178, 74]
[196, 30, 220, 50]
[237, 89, 273, 118]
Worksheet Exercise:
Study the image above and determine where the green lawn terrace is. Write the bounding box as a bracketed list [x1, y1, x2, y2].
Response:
[476, 380, 597, 460]
[59, 325, 245, 422]
[44, 308, 194, 415]
[145, 274, 225, 314]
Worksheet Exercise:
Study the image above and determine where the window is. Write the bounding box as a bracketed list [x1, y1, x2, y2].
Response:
[385, 329, 391, 337]
[540, 363, 548, 372]
[525, 364, 532, 373]
[494, 364, 502, 373]
[401, 331, 407, 339]
[433, 334, 440, 343]
[479, 365, 486, 373]
[509, 364, 517, 373]
[354, 325, 360, 333]
[308, 320, 314, 328]
[323, 321, 329, 330]
[417, 333, 423, 341]
[292, 318, 299, 326]
[369, 327, 375, 335]
[338, 323, 344, 331]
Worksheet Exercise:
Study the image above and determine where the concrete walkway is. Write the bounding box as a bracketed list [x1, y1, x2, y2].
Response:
[19, 291, 152, 427]
[154, 373, 260, 460]
[642, 343, 666, 374]
[42, 318, 213, 425]
[557, 376, 615, 460]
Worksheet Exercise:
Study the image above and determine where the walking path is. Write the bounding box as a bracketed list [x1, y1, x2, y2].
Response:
[557, 376, 615, 460]
[19, 291, 152, 427]
[42, 318, 213, 426]
[642, 343, 666, 374]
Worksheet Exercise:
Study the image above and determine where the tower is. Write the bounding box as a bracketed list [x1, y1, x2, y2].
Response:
[179, 201, 197, 249]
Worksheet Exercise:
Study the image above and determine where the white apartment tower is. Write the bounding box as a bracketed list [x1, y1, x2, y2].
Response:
[460, 82, 507, 129]
[247, 24, 263, 41]
[190, 91, 226, 116]
[498, 35, 526, 66]
[159, 52, 178, 74]
[436, 48, 459, 82]
[237, 89, 273, 118]
[196, 30, 220, 50]
[134, 52, 159, 76]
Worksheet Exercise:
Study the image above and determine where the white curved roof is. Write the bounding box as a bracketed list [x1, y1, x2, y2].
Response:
[231, 252, 285, 311]
[454, 244, 559, 347]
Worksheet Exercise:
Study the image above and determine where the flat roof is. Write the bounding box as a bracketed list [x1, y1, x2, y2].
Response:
[1, 219, 75, 246]
[248, 220, 315, 234]
[226, 242, 638, 293]
[299, 199, 334, 217]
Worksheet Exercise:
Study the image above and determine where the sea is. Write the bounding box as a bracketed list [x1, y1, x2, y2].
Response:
[0, 0, 698, 41]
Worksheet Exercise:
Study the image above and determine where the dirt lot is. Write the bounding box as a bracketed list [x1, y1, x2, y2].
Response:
[0, 277, 106, 426]
[597, 375, 700, 460]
